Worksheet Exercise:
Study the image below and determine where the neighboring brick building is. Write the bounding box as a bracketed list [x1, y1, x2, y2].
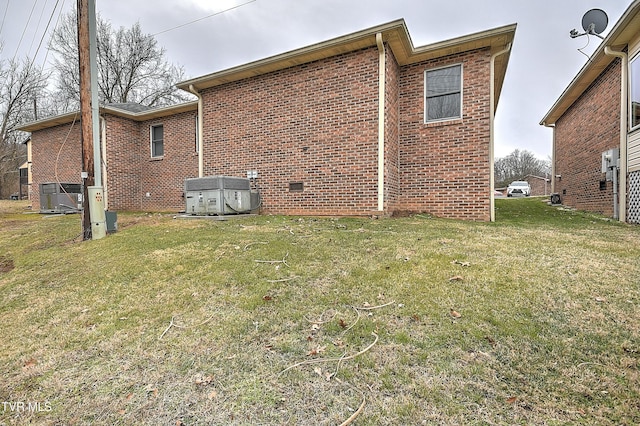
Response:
[19, 19, 516, 221]
[541, 1, 640, 223]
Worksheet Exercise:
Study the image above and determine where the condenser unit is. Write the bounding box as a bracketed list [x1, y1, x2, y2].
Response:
[184, 176, 258, 215]
[39, 182, 82, 213]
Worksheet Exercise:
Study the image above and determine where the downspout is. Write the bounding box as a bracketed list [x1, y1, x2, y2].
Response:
[100, 116, 108, 209]
[604, 46, 628, 222]
[189, 84, 205, 178]
[489, 42, 512, 222]
[376, 33, 385, 212]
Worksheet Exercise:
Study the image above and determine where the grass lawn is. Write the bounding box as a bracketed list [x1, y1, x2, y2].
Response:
[0, 198, 638, 425]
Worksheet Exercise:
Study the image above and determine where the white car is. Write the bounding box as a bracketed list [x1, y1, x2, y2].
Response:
[507, 181, 531, 197]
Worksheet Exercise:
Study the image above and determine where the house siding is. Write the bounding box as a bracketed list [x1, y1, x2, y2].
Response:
[200, 47, 381, 216]
[24, 23, 512, 221]
[553, 59, 621, 217]
[30, 122, 82, 210]
[398, 48, 492, 221]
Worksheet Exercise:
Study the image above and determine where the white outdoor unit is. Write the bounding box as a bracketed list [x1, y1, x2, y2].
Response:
[184, 176, 255, 215]
[39, 182, 82, 213]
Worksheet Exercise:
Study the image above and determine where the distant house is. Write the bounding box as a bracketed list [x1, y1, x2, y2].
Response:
[540, 0, 640, 223]
[18, 19, 516, 221]
[524, 175, 551, 197]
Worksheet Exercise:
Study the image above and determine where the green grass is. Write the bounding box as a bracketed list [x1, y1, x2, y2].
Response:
[0, 198, 639, 425]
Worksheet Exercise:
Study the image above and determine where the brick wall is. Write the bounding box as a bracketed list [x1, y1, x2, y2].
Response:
[384, 47, 401, 212]
[104, 111, 198, 211]
[29, 44, 498, 220]
[554, 59, 621, 217]
[200, 47, 381, 216]
[398, 48, 492, 221]
[30, 122, 82, 211]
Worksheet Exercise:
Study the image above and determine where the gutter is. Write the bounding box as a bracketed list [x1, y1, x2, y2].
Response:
[489, 42, 512, 222]
[189, 85, 205, 178]
[604, 46, 627, 222]
[376, 33, 386, 212]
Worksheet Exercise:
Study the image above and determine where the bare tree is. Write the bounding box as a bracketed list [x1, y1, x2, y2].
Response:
[0, 52, 48, 198]
[495, 149, 551, 187]
[48, 11, 191, 111]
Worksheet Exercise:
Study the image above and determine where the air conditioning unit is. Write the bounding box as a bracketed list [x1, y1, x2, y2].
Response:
[184, 176, 258, 215]
[39, 182, 82, 213]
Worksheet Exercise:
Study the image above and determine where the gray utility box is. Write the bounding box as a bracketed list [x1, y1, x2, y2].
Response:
[185, 176, 253, 215]
[39, 182, 82, 213]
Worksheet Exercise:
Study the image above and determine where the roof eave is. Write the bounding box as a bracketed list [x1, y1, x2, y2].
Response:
[540, 0, 640, 126]
[16, 101, 199, 132]
[177, 20, 516, 92]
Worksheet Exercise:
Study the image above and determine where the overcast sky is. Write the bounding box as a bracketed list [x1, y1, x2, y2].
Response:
[0, 0, 634, 159]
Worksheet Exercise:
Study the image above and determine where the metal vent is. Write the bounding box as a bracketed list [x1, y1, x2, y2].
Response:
[628, 171, 640, 224]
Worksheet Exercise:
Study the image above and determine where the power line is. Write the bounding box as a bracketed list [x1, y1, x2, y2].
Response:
[33, 0, 63, 64]
[28, 0, 51, 56]
[13, 0, 39, 60]
[0, 0, 10, 40]
[152, 0, 256, 37]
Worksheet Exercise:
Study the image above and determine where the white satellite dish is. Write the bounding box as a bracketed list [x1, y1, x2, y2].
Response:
[570, 8, 608, 39]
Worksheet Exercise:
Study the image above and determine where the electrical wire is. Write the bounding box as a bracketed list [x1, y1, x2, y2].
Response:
[152, 0, 256, 36]
[28, 0, 48, 56]
[577, 33, 593, 62]
[0, 0, 10, 40]
[12, 0, 39, 60]
[33, 0, 63, 64]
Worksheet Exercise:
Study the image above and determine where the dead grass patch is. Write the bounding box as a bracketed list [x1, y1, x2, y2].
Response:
[0, 199, 639, 424]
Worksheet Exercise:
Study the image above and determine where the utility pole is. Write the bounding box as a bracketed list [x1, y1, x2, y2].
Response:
[77, 0, 106, 240]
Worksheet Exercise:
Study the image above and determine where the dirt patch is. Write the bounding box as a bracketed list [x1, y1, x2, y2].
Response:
[0, 255, 14, 273]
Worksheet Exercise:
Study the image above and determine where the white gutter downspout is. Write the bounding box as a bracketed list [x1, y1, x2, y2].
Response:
[490, 42, 512, 222]
[189, 84, 205, 178]
[100, 116, 108, 209]
[376, 33, 386, 212]
[604, 46, 628, 223]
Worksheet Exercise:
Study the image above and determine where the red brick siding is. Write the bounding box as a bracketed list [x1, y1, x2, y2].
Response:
[104, 116, 142, 210]
[30, 122, 82, 211]
[29, 44, 498, 221]
[384, 47, 401, 212]
[200, 47, 380, 216]
[398, 49, 492, 221]
[138, 112, 198, 211]
[554, 59, 620, 217]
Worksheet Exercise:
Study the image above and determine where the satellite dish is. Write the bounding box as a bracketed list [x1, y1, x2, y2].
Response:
[581, 8, 608, 35]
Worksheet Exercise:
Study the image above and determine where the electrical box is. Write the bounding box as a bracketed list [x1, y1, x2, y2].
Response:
[184, 176, 256, 215]
[601, 148, 619, 181]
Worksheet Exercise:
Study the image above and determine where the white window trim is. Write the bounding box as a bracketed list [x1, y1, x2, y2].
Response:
[150, 124, 164, 158]
[424, 63, 463, 124]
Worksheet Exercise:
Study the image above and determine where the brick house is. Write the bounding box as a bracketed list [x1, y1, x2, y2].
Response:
[540, 1, 640, 223]
[19, 19, 516, 221]
[524, 175, 551, 197]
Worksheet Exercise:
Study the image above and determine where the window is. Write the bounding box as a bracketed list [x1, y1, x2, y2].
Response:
[425, 64, 462, 122]
[151, 124, 164, 157]
[631, 54, 640, 130]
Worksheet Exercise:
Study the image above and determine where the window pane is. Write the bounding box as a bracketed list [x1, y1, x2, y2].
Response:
[153, 141, 164, 157]
[425, 65, 461, 121]
[152, 125, 164, 141]
[427, 94, 461, 121]
[631, 55, 640, 129]
[426, 66, 461, 96]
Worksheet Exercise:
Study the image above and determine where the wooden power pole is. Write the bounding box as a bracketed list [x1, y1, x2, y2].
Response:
[77, 0, 106, 240]
[77, 0, 94, 240]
